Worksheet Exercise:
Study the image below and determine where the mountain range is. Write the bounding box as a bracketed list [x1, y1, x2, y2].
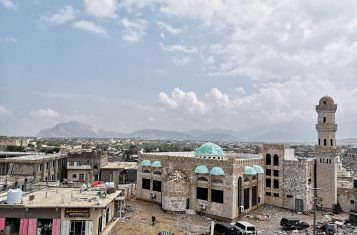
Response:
[37, 120, 325, 143]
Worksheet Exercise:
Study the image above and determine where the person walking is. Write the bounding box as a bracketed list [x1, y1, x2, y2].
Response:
[152, 215, 156, 226]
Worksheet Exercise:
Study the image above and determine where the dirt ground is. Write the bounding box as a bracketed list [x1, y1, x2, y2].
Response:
[112, 199, 212, 235]
[112, 199, 354, 235]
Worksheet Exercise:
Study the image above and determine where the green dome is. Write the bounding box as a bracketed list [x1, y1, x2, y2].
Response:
[252, 165, 264, 174]
[195, 142, 225, 157]
[141, 160, 151, 167]
[194, 165, 209, 174]
[151, 161, 162, 168]
[210, 166, 225, 176]
[244, 166, 257, 175]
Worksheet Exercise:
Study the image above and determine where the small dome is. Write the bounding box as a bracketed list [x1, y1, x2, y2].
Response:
[195, 142, 225, 157]
[210, 166, 225, 176]
[140, 160, 151, 167]
[252, 165, 264, 174]
[194, 165, 209, 174]
[151, 161, 162, 168]
[319, 96, 334, 106]
[244, 166, 257, 175]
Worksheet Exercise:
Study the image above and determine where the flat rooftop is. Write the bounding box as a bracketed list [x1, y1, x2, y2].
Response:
[0, 187, 121, 209]
[101, 161, 137, 170]
[0, 153, 67, 163]
[141, 152, 262, 159]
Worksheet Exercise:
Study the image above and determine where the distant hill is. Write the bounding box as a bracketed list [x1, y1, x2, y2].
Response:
[126, 129, 194, 140]
[37, 120, 356, 143]
[37, 121, 124, 138]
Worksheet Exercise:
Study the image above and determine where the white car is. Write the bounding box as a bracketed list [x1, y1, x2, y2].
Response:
[231, 221, 256, 235]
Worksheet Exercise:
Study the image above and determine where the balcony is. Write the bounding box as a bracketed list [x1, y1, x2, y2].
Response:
[67, 165, 91, 170]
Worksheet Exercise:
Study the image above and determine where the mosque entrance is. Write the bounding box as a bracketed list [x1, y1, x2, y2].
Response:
[295, 199, 304, 212]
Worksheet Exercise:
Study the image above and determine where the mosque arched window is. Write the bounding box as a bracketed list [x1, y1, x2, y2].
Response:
[266, 154, 271, 165]
[273, 154, 279, 166]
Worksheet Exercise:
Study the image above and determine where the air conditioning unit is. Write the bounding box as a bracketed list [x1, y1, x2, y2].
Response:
[150, 192, 156, 198]
[200, 202, 207, 210]
[239, 206, 244, 212]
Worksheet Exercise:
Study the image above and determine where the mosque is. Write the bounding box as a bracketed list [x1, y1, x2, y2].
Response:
[136, 96, 339, 221]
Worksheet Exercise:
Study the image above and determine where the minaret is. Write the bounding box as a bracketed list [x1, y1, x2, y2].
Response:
[315, 96, 338, 210]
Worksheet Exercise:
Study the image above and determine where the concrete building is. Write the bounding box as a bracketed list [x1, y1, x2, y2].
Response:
[67, 150, 108, 183]
[0, 187, 121, 235]
[100, 161, 137, 188]
[0, 153, 67, 191]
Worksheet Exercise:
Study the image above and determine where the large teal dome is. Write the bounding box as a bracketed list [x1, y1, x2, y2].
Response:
[195, 142, 225, 157]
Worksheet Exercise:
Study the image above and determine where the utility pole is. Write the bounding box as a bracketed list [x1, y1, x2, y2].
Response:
[310, 186, 322, 235]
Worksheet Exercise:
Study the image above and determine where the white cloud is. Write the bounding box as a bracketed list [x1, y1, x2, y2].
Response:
[85, 0, 118, 18]
[159, 43, 198, 54]
[172, 57, 190, 65]
[0, 106, 11, 117]
[30, 108, 59, 119]
[41, 5, 76, 24]
[156, 21, 184, 34]
[158, 88, 209, 115]
[73, 20, 107, 36]
[0, 0, 15, 9]
[119, 18, 147, 43]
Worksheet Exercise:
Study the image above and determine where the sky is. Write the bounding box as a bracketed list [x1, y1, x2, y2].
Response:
[1, 0, 357, 136]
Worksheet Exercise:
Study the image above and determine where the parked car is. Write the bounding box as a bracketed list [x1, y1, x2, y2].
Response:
[280, 218, 310, 230]
[214, 222, 242, 235]
[232, 221, 256, 235]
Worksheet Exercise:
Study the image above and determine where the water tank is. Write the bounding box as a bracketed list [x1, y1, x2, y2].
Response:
[7, 188, 22, 205]
[104, 182, 115, 189]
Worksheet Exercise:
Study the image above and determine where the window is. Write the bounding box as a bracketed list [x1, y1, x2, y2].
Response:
[266, 178, 271, 187]
[252, 186, 257, 207]
[211, 189, 224, 203]
[197, 177, 208, 182]
[72, 174, 77, 178]
[273, 154, 279, 166]
[308, 178, 312, 184]
[323, 117, 326, 123]
[319, 139, 321, 146]
[287, 195, 293, 198]
[330, 139, 333, 146]
[69, 220, 86, 235]
[266, 192, 271, 196]
[212, 178, 223, 184]
[329, 159, 331, 164]
[274, 170, 279, 177]
[353, 180, 357, 189]
[324, 139, 327, 146]
[142, 178, 150, 190]
[197, 187, 208, 200]
[143, 169, 151, 174]
[94, 165, 98, 170]
[274, 179, 279, 189]
[266, 169, 271, 176]
[79, 174, 84, 181]
[266, 154, 271, 165]
[153, 180, 161, 192]
[153, 171, 162, 175]
[273, 193, 279, 197]
[244, 188, 250, 209]
[351, 200, 355, 204]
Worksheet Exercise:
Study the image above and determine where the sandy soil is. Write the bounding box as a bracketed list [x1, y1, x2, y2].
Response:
[112, 199, 353, 235]
[112, 199, 211, 235]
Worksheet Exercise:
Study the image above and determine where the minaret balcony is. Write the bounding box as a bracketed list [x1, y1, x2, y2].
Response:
[315, 123, 337, 131]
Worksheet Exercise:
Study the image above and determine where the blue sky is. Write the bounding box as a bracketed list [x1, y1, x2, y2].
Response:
[1, 0, 357, 136]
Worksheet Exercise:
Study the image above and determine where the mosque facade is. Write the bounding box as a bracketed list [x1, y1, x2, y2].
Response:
[136, 96, 339, 221]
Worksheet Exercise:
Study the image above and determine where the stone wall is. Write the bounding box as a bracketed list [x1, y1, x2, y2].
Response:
[338, 187, 357, 211]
